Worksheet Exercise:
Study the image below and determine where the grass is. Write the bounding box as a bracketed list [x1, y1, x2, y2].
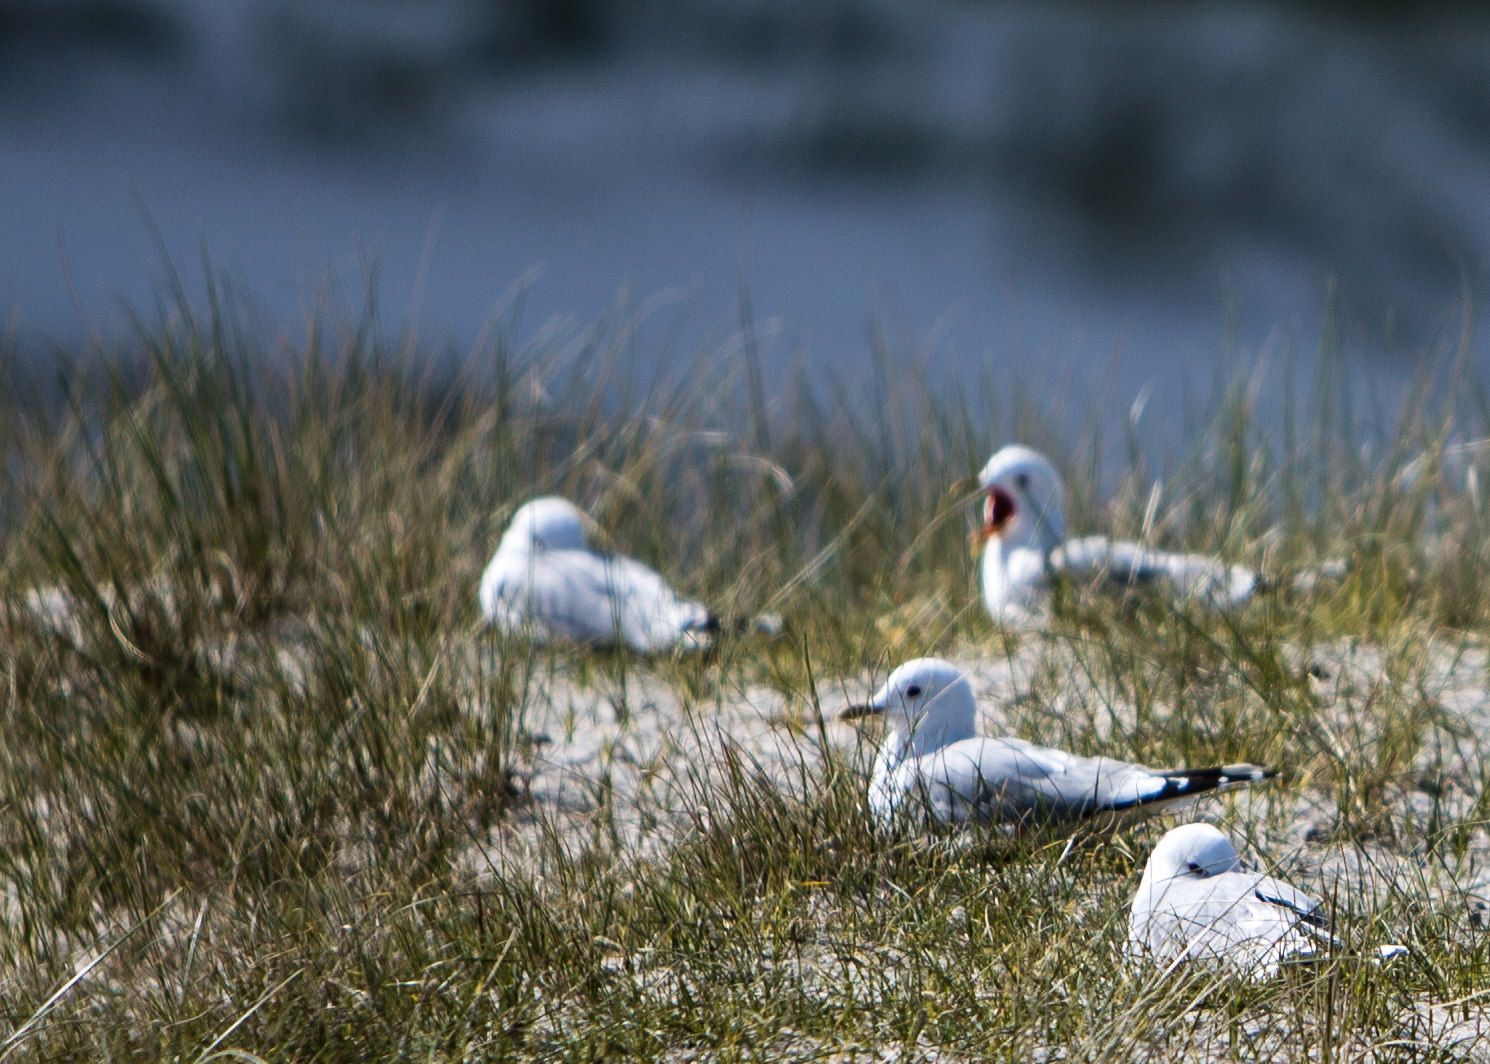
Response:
[3, 280, 1490, 1060]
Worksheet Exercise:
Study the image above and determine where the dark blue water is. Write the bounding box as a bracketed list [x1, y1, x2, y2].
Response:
[3, 0, 1488, 424]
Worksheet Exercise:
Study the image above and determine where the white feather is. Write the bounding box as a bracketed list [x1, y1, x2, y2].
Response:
[479, 496, 712, 653]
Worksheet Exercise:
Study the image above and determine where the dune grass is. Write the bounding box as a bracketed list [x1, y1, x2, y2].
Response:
[3, 283, 1490, 1060]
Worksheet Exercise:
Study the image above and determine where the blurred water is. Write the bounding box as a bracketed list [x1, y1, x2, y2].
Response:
[3, 0, 1489, 418]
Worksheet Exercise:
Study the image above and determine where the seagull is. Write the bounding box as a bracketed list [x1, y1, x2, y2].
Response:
[974, 445, 1258, 624]
[840, 658, 1273, 834]
[479, 496, 718, 653]
[1128, 823, 1330, 977]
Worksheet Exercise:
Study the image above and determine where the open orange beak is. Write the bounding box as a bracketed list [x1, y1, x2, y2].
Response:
[968, 486, 1017, 553]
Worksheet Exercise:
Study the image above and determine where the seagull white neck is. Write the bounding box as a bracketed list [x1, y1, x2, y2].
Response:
[890, 703, 978, 760]
[1011, 504, 1065, 555]
[869, 727, 921, 818]
[869, 706, 977, 823]
[981, 538, 1049, 618]
[880, 726, 915, 766]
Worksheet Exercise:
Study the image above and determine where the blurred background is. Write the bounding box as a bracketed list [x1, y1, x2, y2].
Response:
[2, 0, 1488, 411]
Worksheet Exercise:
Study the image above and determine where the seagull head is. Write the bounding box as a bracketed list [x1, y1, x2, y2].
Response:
[1145, 823, 1243, 882]
[504, 496, 592, 553]
[975, 445, 1068, 555]
[839, 657, 978, 755]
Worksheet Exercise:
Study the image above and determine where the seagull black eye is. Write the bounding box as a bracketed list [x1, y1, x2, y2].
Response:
[1015, 473, 1029, 490]
[1186, 861, 1203, 874]
[905, 685, 922, 698]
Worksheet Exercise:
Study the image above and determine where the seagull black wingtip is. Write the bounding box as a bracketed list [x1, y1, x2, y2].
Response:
[1146, 763, 1278, 806]
[1219, 763, 1280, 783]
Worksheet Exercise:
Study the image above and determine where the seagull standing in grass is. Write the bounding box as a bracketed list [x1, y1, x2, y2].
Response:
[479, 496, 718, 653]
[975, 445, 1258, 623]
[1128, 823, 1332, 977]
[840, 658, 1273, 834]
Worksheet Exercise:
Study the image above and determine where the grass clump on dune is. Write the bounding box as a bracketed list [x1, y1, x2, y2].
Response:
[2, 280, 1490, 1060]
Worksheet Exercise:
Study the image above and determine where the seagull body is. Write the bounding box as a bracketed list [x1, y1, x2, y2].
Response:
[479, 497, 716, 653]
[843, 658, 1272, 834]
[1128, 823, 1326, 977]
[976, 445, 1257, 623]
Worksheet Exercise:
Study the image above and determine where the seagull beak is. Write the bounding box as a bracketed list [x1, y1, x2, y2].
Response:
[839, 682, 889, 721]
[969, 486, 1017, 553]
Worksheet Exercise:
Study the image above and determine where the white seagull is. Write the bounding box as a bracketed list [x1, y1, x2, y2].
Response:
[974, 445, 1258, 624]
[479, 496, 717, 653]
[1128, 823, 1330, 977]
[840, 658, 1272, 834]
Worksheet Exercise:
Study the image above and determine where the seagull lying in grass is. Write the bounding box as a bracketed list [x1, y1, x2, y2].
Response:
[1128, 823, 1405, 977]
[975, 445, 1258, 624]
[479, 496, 720, 653]
[840, 658, 1273, 834]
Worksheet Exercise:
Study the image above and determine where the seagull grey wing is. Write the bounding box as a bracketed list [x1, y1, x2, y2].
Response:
[912, 739, 1167, 827]
[491, 548, 635, 645]
[1109, 542, 1257, 606]
[1048, 536, 1125, 580]
[898, 741, 1035, 824]
[996, 740, 1275, 818]
[1134, 873, 1254, 946]
[993, 738, 1176, 813]
[1133, 872, 1320, 973]
[1051, 536, 1256, 607]
[1249, 874, 1327, 929]
[1054, 537, 1173, 587]
[1151, 550, 1258, 606]
[603, 552, 715, 652]
[1223, 878, 1326, 967]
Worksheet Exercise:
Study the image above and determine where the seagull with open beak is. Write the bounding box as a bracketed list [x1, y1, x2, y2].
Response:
[975, 445, 1258, 624]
